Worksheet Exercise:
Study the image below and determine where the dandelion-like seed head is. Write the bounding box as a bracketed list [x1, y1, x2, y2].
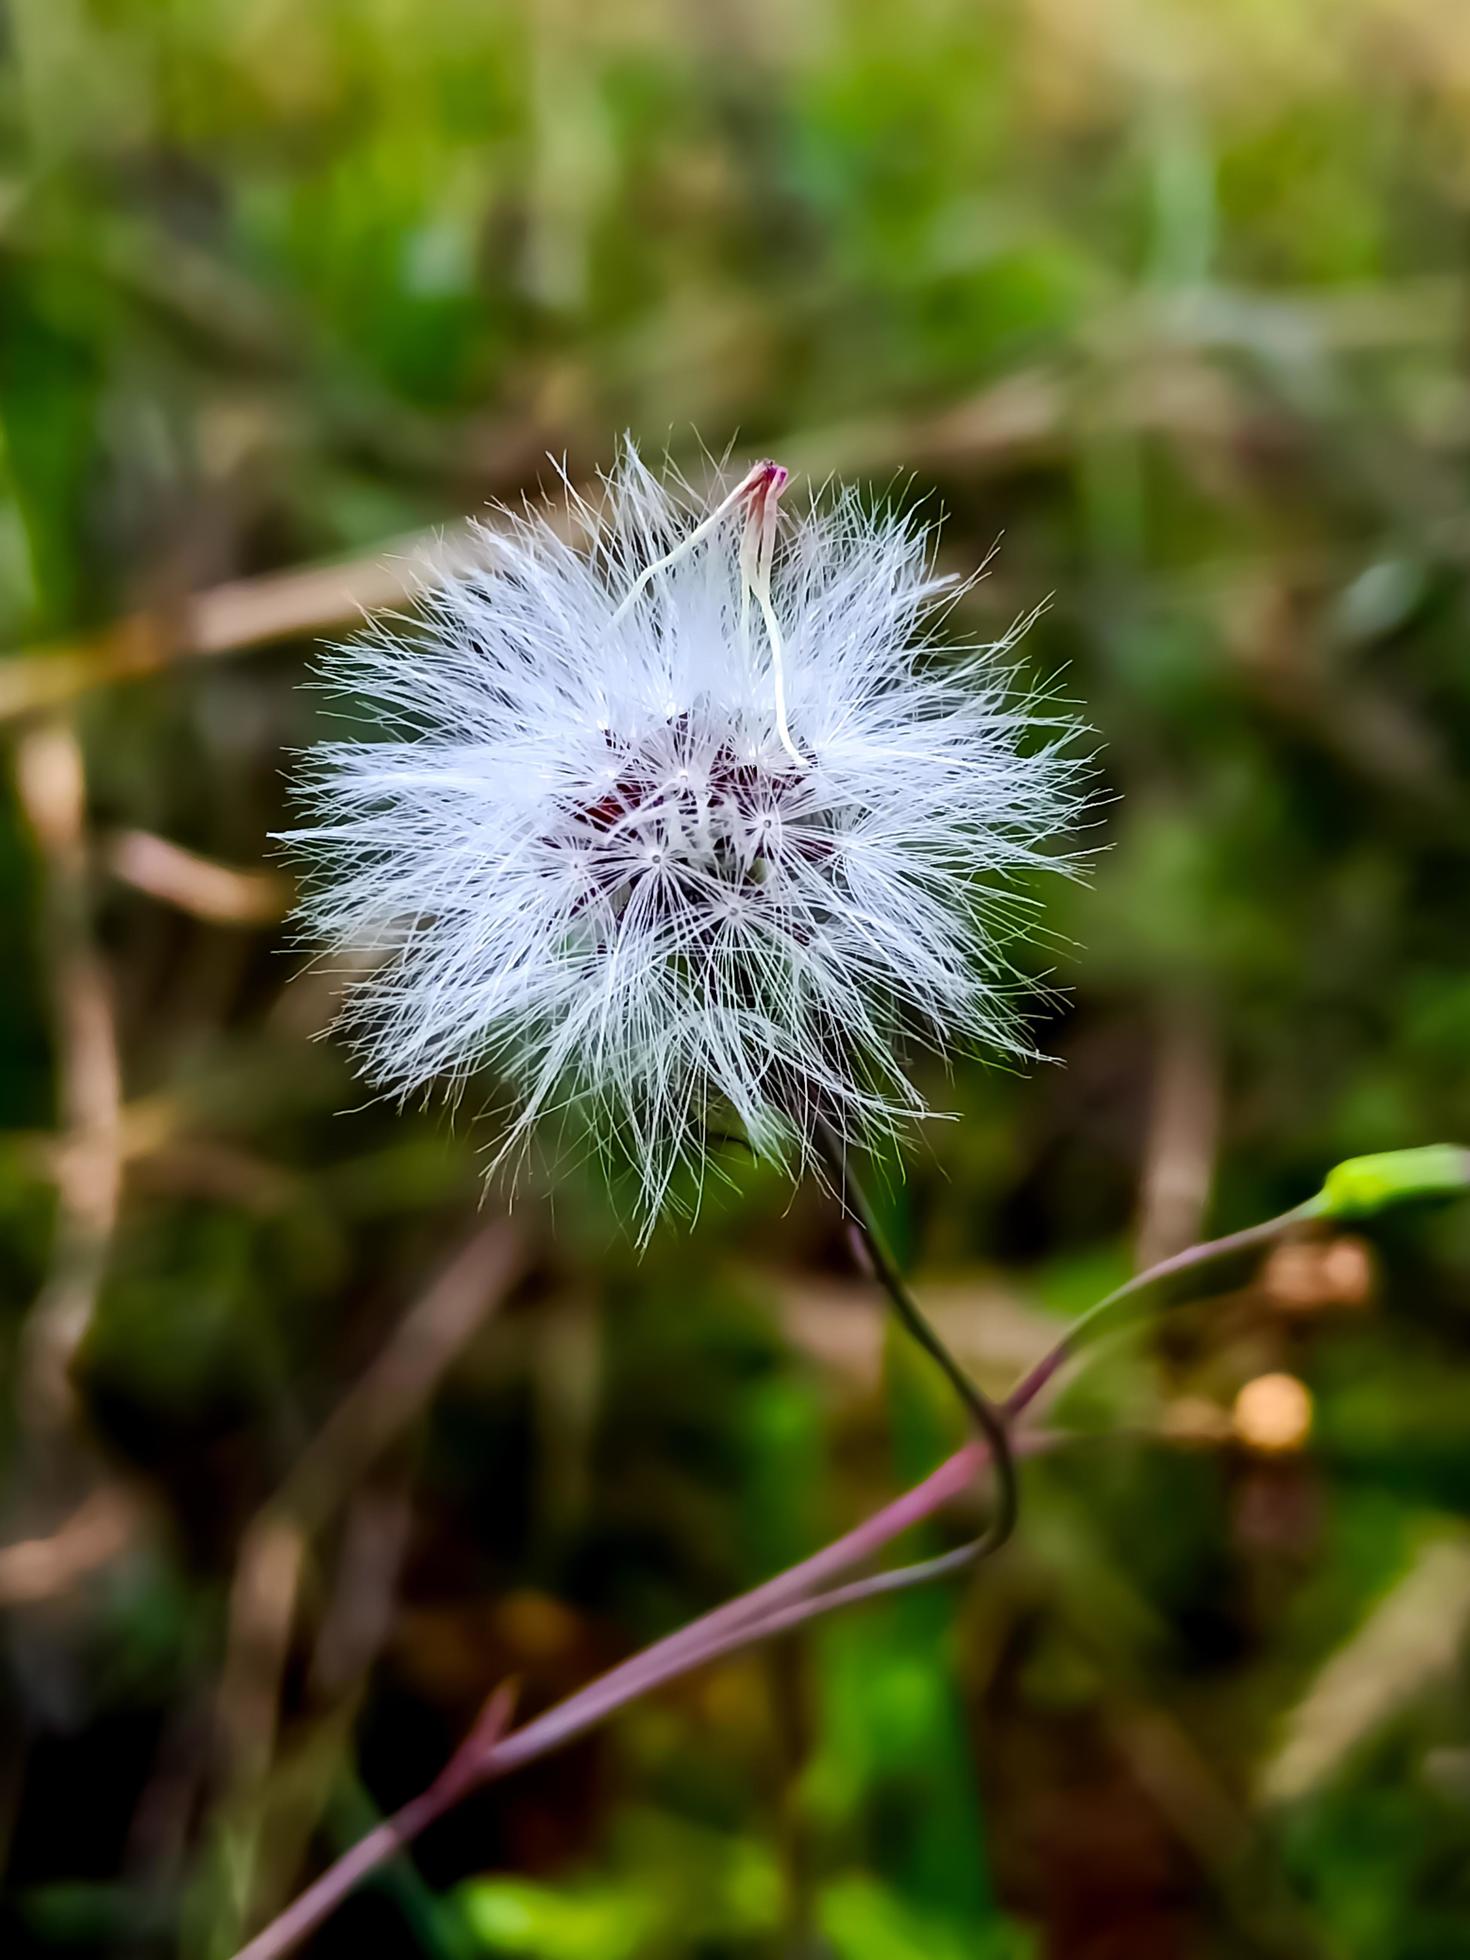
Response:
[287, 443, 1087, 1230]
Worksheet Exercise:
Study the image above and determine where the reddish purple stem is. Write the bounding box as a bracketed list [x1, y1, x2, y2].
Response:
[230, 1201, 1312, 1960]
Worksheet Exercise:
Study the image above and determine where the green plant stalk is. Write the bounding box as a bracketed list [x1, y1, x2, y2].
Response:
[813, 1119, 1019, 1559]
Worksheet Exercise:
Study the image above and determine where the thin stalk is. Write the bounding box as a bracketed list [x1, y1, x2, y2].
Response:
[229, 1194, 1320, 1960]
[1003, 1197, 1324, 1419]
[814, 1121, 1018, 1559]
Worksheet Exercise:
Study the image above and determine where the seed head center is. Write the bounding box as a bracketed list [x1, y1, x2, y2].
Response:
[557, 721, 827, 920]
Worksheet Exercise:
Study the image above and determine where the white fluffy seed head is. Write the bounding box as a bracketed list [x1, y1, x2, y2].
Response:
[285, 443, 1088, 1232]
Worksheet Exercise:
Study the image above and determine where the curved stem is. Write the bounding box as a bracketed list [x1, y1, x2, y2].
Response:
[1002, 1198, 1323, 1419]
[229, 1192, 1322, 1960]
[814, 1122, 1018, 1560]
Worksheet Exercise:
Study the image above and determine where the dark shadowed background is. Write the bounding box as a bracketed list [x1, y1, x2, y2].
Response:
[3, 1, 1470, 1955]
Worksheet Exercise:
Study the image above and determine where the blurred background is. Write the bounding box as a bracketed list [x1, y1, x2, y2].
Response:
[3, 0, 1470, 1954]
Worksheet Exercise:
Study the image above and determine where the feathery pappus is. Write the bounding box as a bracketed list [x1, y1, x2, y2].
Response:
[286, 444, 1086, 1228]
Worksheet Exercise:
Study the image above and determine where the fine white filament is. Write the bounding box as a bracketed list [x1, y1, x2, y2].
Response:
[286, 444, 1085, 1229]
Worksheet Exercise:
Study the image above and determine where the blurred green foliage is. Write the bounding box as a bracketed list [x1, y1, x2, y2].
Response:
[3, 0, 1470, 1955]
